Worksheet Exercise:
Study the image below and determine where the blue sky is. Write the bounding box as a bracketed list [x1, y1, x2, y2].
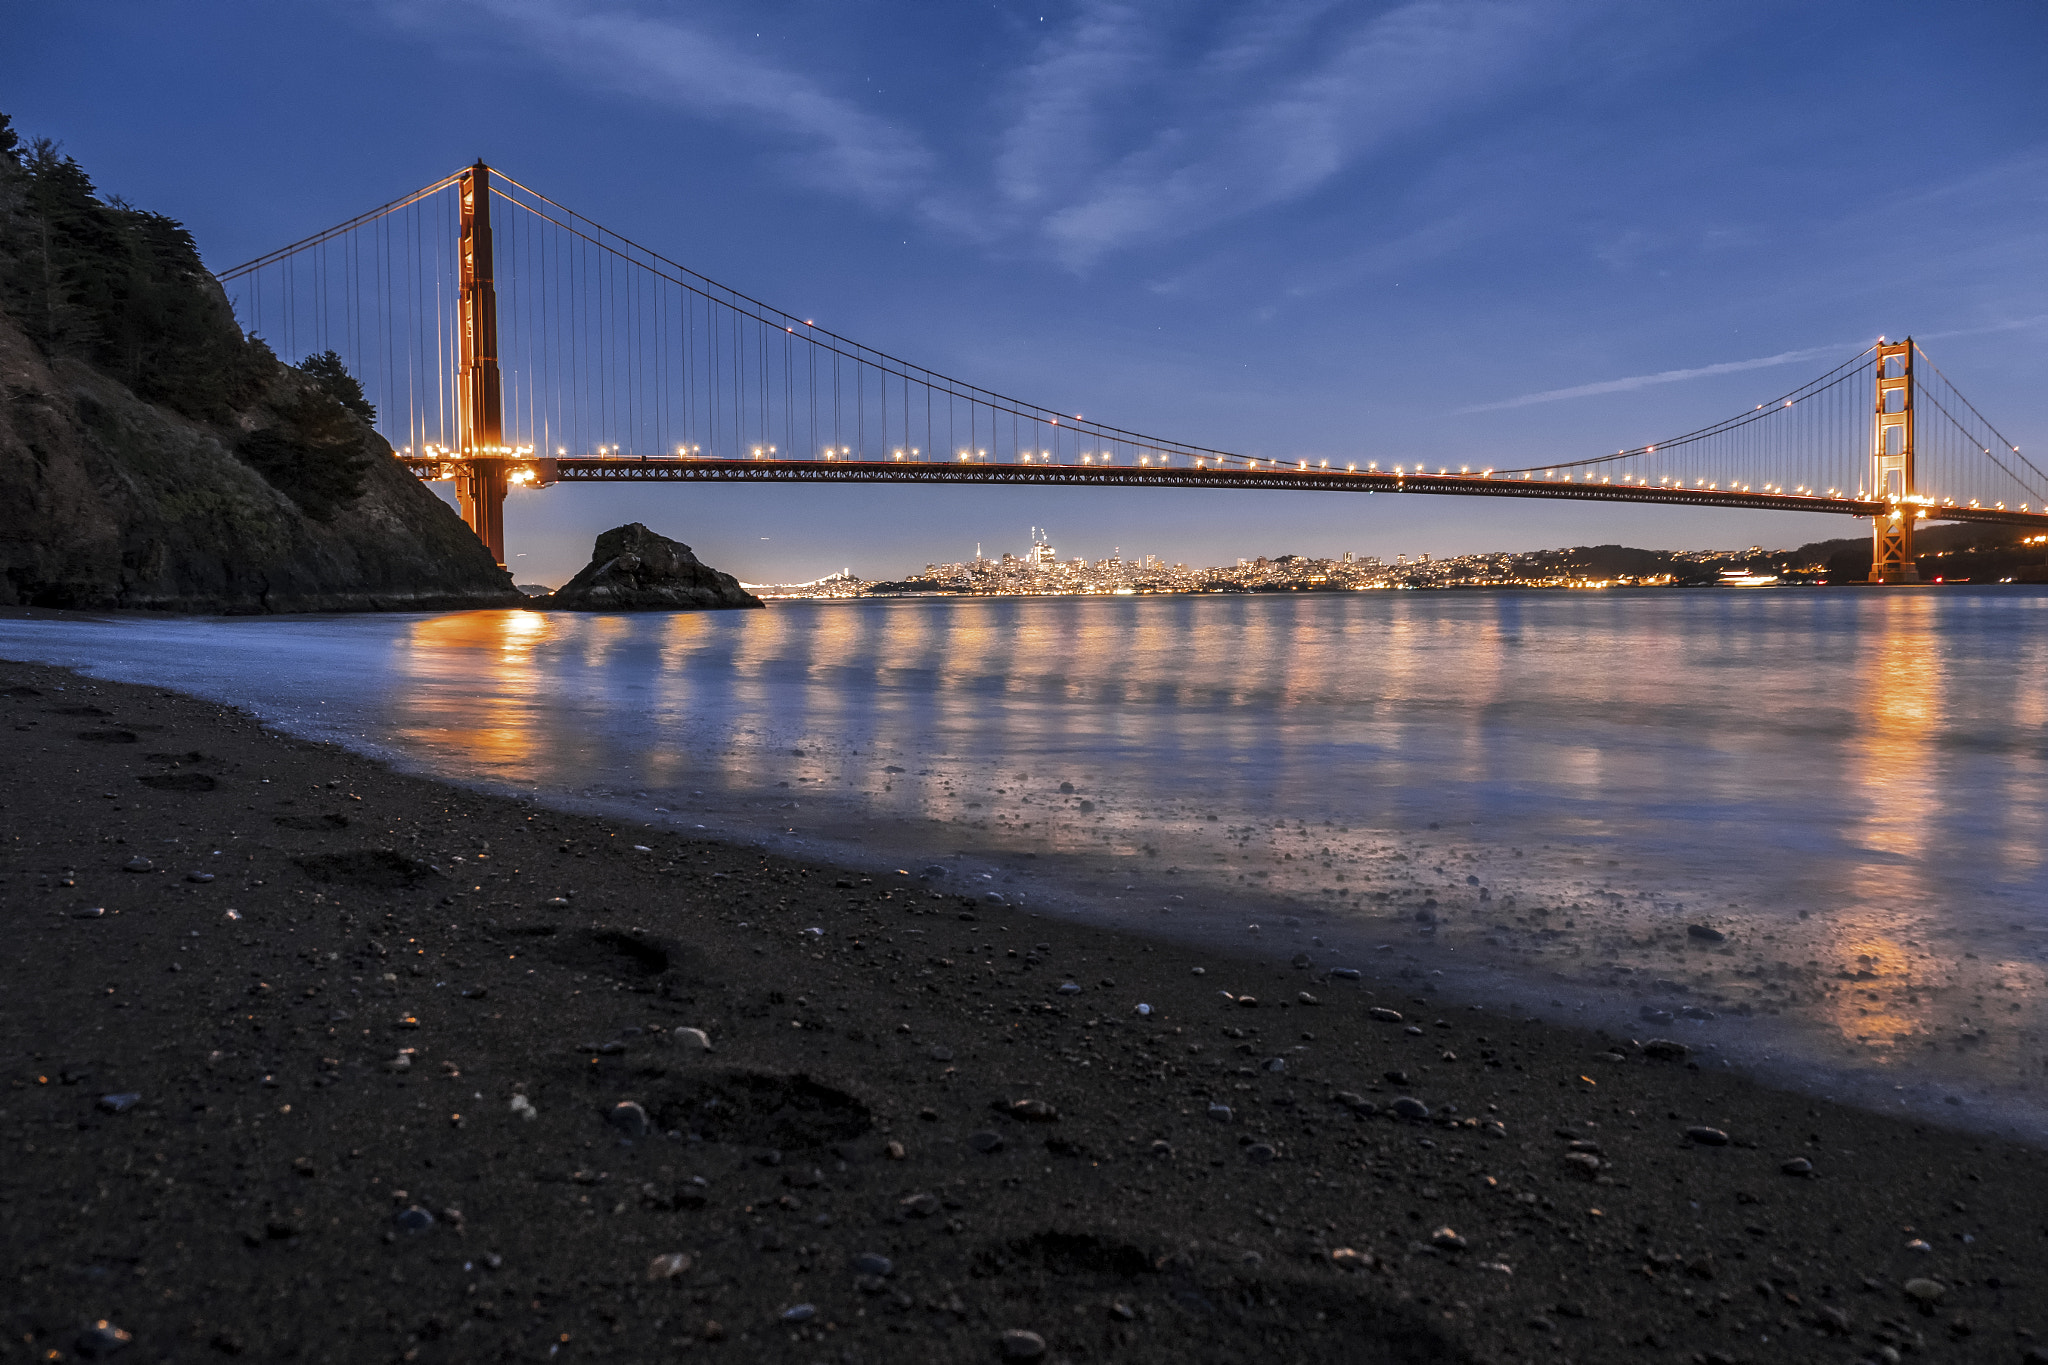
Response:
[6, 1, 2047, 584]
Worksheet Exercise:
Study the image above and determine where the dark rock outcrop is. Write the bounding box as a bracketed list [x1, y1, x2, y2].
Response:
[0, 112, 522, 613]
[542, 524, 762, 611]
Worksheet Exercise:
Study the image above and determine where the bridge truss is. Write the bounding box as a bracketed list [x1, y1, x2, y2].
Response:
[219, 164, 2048, 578]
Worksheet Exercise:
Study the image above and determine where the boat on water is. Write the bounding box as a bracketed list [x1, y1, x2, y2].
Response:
[1718, 568, 1781, 588]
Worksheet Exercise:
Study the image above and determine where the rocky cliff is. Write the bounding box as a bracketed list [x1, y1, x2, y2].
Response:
[0, 113, 521, 612]
[543, 523, 762, 611]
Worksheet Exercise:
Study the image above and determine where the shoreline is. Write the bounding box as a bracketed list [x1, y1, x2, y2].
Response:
[6, 657, 2048, 1363]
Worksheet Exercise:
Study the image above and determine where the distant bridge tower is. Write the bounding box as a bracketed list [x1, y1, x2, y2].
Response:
[1869, 338, 1921, 584]
[454, 161, 510, 567]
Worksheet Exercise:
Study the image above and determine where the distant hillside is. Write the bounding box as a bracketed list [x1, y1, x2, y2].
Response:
[0, 113, 520, 612]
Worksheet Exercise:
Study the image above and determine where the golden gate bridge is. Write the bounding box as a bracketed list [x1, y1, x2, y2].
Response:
[219, 162, 2048, 586]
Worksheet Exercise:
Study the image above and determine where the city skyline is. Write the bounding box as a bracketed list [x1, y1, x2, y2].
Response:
[5, 2, 2045, 585]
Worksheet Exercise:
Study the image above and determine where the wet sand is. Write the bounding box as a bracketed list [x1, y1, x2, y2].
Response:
[5, 656, 2048, 1365]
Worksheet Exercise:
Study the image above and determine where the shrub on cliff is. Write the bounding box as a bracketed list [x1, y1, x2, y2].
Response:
[236, 386, 373, 521]
[0, 110, 272, 423]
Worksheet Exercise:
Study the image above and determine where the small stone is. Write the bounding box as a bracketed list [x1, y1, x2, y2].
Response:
[1430, 1226, 1467, 1251]
[700, 1320, 725, 1342]
[1236, 995, 1259, 1008]
[1391, 1097, 1430, 1120]
[672, 1027, 711, 1051]
[1291, 952, 1312, 969]
[1684, 1126, 1730, 1146]
[780, 1303, 816, 1322]
[1133, 1003, 1153, 1017]
[1679, 1005, 1718, 1021]
[75, 1321, 132, 1358]
[1813, 1305, 1851, 1335]
[1905, 1237, 1932, 1253]
[608, 1101, 651, 1137]
[96, 1093, 140, 1114]
[854, 1252, 893, 1276]
[1329, 1247, 1372, 1271]
[1641, 1038, 1689, 1060]
[1263, 1057, 1286, 1073]
[900, 1192, 941, 1217]
[394, 1205, 435, 1232]
[884, 1140, 906, 1160]
[1190, 967, 1206, 976]
[929, 1046, 955, 1062]
[1781, 1157, 1814, 1176]
[1008, 1098, 1059, 1122]
[121, 857, 152, 874]
[1403, 1025, 1424, 1036]
[1563, 1152, 1602, 1177]
[1370, 1008, 1404, 1023]
[647, 1251, 692, 1280]
[1297, 992, 1321, 1006]
[1000, 1328, 1047, 1360]
[1902, 1277, 1945, 1304]
[969, 1130, 1005, 1153]
[510, 1093, 538, 1121]
[70, 907, 106, 919]
[186, 871, 215, 884]
[1109, 1301, 1136, 1321]
[1150, 1139, 1173, 1158]
[1638, 1006, 1675, 1024]
[1330, 968, 1361, 980]
[1245, 1143, 1276, 1164]
[1206, 1103, 1233, 1123]
[1686, 924, 1727, 943]
[292, 1156, 318, 1177]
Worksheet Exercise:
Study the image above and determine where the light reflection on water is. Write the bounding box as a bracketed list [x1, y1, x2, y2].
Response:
[6, 588, 2048, 1132]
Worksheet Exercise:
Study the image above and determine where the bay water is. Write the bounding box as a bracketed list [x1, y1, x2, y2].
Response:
[6, 588, 2047, 1133]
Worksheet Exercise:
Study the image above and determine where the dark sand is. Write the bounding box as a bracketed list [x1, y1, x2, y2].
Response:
[5, 657, 2046, 1365]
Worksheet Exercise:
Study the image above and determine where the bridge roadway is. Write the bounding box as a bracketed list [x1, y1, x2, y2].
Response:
[401, 454, 2048, 533]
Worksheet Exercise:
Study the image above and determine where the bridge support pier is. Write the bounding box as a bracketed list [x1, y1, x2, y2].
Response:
[455, 459, 510, 569]
[1868, 339, 1921, 584]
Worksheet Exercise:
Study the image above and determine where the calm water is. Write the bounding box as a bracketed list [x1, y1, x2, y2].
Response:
[6, 589, 2048, 1133]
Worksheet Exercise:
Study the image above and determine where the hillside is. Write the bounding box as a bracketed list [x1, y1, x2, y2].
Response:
[0, 113, 520, 612]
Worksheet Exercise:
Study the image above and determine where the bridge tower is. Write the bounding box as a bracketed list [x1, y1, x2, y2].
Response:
[1868, 339, 1921, 584]
[454, 161, 509, 567]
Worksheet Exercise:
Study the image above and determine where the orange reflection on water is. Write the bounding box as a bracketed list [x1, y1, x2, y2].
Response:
[397, 609, 557, 784]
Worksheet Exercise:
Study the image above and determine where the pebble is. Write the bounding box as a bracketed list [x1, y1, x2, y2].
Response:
[1329, 1247, 1372, 1271]
[510, 1094, 538, 1120]
[96, 1093, 140, 1114]
[1368, 1007, 1403, 1023]
[1297, 992, 1321, 1006]
[929, 1046, 955, 1062]
[1641, 1039, 1689, 1060]
[1905, 1238, 1932, 1253]
[394, 1205, 435, 1232]
[1684, 1126, 1730, 1146]
[1330, 968, 1361, 980]
[1133, 1003, 1153, 1017]
[1403, 1025, 1423, 1036]
[1057, 982, 1081, 995]
[780, 1304, 816, 1323]
[1686, 924, 1727, 942]
[969, 1130, 1005, 1153]
[609, 1101, 652, 1138]
[1430, 1226, 1468, 1251]
[1781, 1157, 1814, 1176]
[1391, 1097, 1430, 1120]
[1207, 1103, 1233, 1123]
[185, 871, 214, 884]
[1263, 1057, 1286, 1074]
[647, 1252, 692, 1280]
[1246, 1143, 1276, 1164]
[1291, 952, 1312, 968]
[70, 907, 105, 919]
[672, 1027, 711, 1051]
[1638, 1006, 1675, 1024]
[1190, 967, 1206, 976]
[1008, 1098, 1059, 1122]
[1000, 1329, 1047, 1360]
[120, 857, 152, 873]
[1150, 1140, 1173, 1158]
[74, 1321, 132, 1358]
[854, 1252, 894, 1277]
[1236, 995, 1259, 1008]
[1902, 1277, 1945, 1304]
[900, 1193, 941, 1217]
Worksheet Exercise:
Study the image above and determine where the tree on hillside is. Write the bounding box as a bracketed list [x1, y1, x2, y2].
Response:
[297, 350, 376, 424]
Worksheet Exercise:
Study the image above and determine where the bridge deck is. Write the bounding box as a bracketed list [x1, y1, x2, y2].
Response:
[399, 455, 2048, 531]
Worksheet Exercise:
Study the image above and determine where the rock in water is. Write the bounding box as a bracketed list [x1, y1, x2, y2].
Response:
[542, 524, 762, 611]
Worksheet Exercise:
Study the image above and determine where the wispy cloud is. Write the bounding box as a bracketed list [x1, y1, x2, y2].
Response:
[1456, 344, 1851, 414]
[380, 0, 932, 206]
[977, 0, 1595, 268]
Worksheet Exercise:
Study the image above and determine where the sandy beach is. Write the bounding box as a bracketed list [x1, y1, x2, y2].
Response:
[5, 655, 2046, 1365]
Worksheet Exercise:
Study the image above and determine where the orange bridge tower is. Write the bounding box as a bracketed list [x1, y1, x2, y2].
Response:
[1869, 338, 1922, 584]
[454, 161, 510, 567]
